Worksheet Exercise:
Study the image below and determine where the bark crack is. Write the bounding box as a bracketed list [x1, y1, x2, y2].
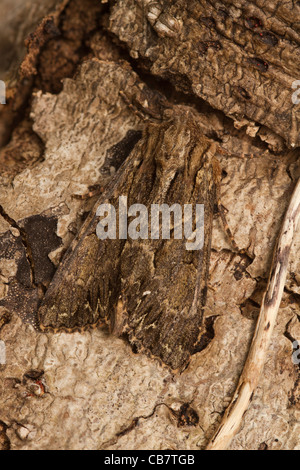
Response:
[100, 402, 168, 449]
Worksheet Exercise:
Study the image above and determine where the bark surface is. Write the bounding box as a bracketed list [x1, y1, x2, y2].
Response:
[109, 0, 300, 147]
[0, 0, 299, 451]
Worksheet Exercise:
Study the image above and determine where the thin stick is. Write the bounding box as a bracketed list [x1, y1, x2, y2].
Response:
[207, 178, 300, 450]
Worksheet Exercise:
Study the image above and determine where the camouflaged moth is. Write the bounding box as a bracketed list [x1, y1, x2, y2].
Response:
[38, 106, 222, 371]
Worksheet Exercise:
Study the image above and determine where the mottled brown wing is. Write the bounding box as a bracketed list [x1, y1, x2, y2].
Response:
[38, 107, 218, 371]
[37, 136, 144, 332]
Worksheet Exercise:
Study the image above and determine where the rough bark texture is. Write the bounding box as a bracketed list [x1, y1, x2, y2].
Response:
[0, 0, 299, 451]
[109, 0, 300, 148]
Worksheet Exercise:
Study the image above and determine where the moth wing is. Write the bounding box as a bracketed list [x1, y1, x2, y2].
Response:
[39, 108, 217, 372]
[38, 139, 144, 332]
[114, 111, 217, 370]
[119, 150, 216, 370]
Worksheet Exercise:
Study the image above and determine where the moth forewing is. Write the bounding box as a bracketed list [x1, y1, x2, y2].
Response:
[38, 107, 219, 371]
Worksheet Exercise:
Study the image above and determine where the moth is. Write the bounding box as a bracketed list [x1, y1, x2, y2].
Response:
[38, 105, 224, 372]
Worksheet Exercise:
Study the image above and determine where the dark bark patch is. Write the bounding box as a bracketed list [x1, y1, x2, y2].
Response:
[21, 215, 62, 286]
[200, 16, 216, 29]
[233, 257, 252, 282]
[247, 57, 269, 72]
[217, 9, 229, 20]
[204, 41, 222, 51]
[257, 32, 278, 47]
[102, 130, 143, 176]
[0, 309, 11, 332]
[23, 369, 44, 384]
[0, 213, 62, 328]
[246, 17, 263, 29]
[198, 42, 208, 55]
[258, 442, 269, 450]
[0, 421, 10, 451]
[237, 86, 251, 100]
[193, 316, 218, 354]
[177, 403, 199, 427]
[198, 41, 222, 55]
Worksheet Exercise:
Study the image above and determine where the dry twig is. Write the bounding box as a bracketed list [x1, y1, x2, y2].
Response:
[207, 178, 300, 450]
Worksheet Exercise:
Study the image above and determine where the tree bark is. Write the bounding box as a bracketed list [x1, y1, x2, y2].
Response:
[0, 0, 299, 451]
